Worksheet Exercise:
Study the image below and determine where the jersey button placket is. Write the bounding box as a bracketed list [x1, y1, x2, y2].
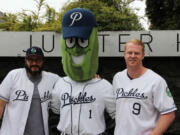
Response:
[72, 83, 82, 134]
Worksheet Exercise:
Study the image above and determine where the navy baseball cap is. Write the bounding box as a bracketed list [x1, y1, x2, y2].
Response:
[62, 8, 97, 39]
[26, 46, 44, 58]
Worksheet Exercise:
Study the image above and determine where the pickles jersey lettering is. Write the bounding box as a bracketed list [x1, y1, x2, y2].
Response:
[61, 92, 96, 107]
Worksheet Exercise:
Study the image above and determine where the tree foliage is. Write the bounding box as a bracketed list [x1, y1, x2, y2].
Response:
[0, 0, 60, 31]
[0, 0, 142, 31]
[146, 0, 180, 29]
[60, 0, 142, 31]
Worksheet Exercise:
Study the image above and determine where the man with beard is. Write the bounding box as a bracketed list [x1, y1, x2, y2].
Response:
[0, 46, 60, 135]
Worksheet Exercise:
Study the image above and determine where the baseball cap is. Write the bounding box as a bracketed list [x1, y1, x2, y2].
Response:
[62, 8, 97, 39]
[26, 46, 44, 58]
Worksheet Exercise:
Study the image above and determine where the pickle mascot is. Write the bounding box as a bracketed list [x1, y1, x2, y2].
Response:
[51, 8, 116, 135]
[61, 8, 98, 81]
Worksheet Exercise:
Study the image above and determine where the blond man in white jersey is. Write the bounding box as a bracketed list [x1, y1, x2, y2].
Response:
[113, 39, 177, 135]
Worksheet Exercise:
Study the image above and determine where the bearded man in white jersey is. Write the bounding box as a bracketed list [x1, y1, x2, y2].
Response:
[113, 39, 177, 135]
[0, 46, 60, 135]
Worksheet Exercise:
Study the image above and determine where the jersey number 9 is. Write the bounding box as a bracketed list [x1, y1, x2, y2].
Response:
[132, 103, 141, 115]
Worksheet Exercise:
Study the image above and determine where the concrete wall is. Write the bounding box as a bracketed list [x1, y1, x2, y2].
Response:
[0, 57, 179, 135]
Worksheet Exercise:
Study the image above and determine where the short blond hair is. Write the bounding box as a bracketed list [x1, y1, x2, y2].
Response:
[125, 39, 145, 53]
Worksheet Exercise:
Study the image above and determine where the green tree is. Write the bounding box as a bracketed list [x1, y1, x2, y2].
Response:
[0, 0, 142, 31]
[0, 0, 46, 31]
[35, 5, 61, 32]
[14, 11, 40, 31]
[60, 0, 142, 31]
[146, 0, 180, 29]
[0, 13, 18, 30]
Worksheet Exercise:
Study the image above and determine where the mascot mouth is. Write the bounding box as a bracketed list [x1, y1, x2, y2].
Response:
[71, 54, 85, 64]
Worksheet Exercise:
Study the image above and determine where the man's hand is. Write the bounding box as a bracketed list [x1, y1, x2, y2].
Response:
[0, 99, 7, 119]
[93, 74, 101, 79]
[150, 111, 175, 135]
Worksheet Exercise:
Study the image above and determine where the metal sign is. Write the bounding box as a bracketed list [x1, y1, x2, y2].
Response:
[0, 31, 180, 57]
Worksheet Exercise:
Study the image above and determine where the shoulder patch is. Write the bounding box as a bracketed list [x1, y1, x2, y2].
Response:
[166, 87, 172, 97]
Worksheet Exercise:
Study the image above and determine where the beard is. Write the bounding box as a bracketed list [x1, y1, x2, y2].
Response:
[25, 64, 43, 77]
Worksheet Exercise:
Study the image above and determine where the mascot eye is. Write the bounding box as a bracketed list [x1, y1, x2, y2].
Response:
[78, 38, 89, 48]
[65, 38, 76, 48]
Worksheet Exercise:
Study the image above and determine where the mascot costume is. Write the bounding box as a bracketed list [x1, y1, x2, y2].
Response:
[61, 8, 98, 81]
[51, 8, 115, 135]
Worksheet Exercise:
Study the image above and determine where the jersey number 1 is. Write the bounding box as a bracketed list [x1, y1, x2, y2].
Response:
[132, 103, 141, 115]
[89, 110, 92, 119]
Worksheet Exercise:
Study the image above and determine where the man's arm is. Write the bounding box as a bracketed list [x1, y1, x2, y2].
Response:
[0, 99, 7, 119]
[150, 111, 175, 135]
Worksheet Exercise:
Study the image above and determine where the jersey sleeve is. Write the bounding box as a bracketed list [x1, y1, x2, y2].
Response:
[112, 73, 119, 98]
[0, 71, 14, 102]
[103, 80, 116, 119]
[152, 78, 177, 115]
[50, 78, 61, 114]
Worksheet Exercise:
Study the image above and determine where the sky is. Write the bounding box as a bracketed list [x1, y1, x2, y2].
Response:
[0, 0, 70, 13]
[0, 0, 149, 30]
[129, 0, 149, 30]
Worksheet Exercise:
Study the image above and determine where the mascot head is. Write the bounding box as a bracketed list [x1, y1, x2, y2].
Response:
[61, 8, 99, 82]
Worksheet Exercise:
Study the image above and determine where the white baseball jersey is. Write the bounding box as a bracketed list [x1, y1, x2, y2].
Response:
[113, 69, 177, 135]
[0, 68, 60, 135]
[51, 76, 116, 135]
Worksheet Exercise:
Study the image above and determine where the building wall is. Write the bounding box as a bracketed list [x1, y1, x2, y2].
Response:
[0, 57, 179, 135]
